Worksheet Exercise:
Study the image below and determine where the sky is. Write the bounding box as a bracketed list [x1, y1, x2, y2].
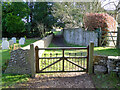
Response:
[6, 0, 119, 11]
[101, 0, 119, 10]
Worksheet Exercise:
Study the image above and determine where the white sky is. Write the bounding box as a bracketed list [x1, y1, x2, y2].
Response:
[101, 0, 119, 10]
[10, 0, 120, 10]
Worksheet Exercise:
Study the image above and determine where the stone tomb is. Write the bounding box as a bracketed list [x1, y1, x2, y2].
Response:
[2, 40, 9, 49]
[12, 37, 16, 43]
[19, 38, 25, 45]
[9, 40, 14, 46]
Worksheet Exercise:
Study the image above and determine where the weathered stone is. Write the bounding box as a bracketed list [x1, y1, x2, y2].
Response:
[4, 49, 31, 74]
[19, 38, 25, 45]
[94, 65, 107, 74]
[107, 56, 120, 73]
[20, 37, 25, 42]
[93, 55, 108, 66]
[2, 38, 7, 41]
[2, 40, 9, 50]
[63, 28, 98, 46]
[9, 40, 14, 46]
[12, 37, 16, 43]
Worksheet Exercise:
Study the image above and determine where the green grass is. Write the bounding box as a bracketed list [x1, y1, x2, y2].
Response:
[2, 74, 30, 88]
[94, 47, 120, 56]
[53, 31, 62, 35]
[92, 72, 120, 89]
[64, 41, 120, 56]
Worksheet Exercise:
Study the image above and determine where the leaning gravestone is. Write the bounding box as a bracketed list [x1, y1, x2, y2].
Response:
[9, 40, 14, 46]
[19, 38, 25, 45]
[2, 40, 9, 49]
[20, 37, 25, 43]
[12, 37, 16, 43]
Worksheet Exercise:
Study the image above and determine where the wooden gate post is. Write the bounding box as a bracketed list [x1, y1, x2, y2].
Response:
[117, 27, 120, 49]
[30, 44, 35, 78]
[35, 46, 39, 73]
[88, 42, 94, 74]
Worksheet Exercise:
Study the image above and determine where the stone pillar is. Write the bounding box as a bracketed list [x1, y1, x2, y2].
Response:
[29, 44, 36, 78]
[88, 42, 94, 74]
[117, 27, 120, 49]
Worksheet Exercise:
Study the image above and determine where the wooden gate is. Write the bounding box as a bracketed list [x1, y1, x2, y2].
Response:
[35, 46, 89, 73]
[96, 28, 118, 47]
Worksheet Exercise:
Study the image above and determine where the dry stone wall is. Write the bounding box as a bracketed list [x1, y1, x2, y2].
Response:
[5, 34, 53, 74]
[63, 28, 98, 46]
[4, 49, 31, 74]
[93, 55, 120, 74]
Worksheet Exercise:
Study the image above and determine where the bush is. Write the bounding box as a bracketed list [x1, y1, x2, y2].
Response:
[83, 13, 117, 46]
[83, 13, 117, 32]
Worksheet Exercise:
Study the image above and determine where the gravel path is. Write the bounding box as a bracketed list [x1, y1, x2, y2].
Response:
[16, 72, 95, 88]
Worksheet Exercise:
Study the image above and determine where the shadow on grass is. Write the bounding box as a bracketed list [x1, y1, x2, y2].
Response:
[2, 74, 30, 88]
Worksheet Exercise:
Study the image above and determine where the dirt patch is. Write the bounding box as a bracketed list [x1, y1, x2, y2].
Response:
[16, 72, 95, 88]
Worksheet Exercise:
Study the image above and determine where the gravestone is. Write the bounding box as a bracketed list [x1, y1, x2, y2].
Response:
[2, 38, 7, 41]
[20, 37, 25, 43]
[12, 37, 16, 43]
[2, 40, 9, 49]
[9, 40, 14, 46]
[19, 38, 25, 45]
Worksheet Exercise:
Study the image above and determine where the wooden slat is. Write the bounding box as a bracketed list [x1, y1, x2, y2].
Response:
[65, 58, 86, 70]
[39, 58, 62, 72]
[36, 47, 87, 50]
[39, 56, 87, 59]
[101, 31, 117, 33]
[102, 36, 117, 37]
[36, 70, 86, 73]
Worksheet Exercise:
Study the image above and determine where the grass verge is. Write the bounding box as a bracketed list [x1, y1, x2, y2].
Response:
[91, 72, 120, 89]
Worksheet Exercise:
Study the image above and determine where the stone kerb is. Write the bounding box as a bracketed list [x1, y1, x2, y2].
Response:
[5, 34, 53, 76]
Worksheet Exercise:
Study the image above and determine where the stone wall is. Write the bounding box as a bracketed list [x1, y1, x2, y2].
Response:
[5, 34, 53, 74]
[93, 55, 120, 74]
[22, 34, 53, 57]
[63, 28, 98, 46]
[4, 49, 31, 74]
